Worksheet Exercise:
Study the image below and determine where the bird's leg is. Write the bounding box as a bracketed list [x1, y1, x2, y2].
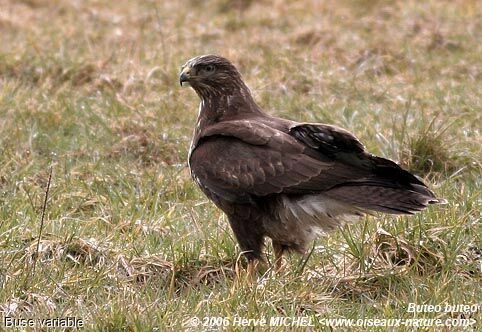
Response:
[228, 215, 266, 281]
[238, 259, 267, 285]
[234, 253, 266, 284]
[272, 242, 286, 273]
[246, 259, 259, 280]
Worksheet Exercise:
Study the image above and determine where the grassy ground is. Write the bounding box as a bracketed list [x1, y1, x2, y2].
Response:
[0, 0, 480, 330]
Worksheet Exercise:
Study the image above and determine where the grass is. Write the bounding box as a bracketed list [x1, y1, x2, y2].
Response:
[0, 0, 480, 330]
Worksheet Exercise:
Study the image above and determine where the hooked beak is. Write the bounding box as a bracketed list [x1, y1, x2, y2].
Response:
[179, 66, 192, 86]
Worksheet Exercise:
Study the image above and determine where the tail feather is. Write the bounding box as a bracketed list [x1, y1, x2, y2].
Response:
[323, 154, 447, 215]
[325, 183, 445, 215]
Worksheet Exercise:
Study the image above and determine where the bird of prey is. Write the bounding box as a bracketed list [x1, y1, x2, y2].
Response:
[179, 54, 445, 272]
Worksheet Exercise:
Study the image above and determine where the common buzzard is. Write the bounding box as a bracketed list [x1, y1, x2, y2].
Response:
[180, 55, 445, 271]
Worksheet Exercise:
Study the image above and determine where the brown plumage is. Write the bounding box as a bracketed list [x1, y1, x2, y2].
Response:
[180, 54, 445, 267]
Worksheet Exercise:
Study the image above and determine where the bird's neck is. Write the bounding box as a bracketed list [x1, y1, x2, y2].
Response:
[189, 90, 263, 151]
[197, 89, 264, 127]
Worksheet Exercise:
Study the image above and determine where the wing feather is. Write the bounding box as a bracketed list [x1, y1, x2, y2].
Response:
[190, 120, 442, 213]
[190, 121, 336, 201]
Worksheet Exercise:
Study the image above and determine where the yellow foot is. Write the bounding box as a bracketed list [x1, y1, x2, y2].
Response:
[233, 259, 267, 285]
[273, 242, 286, 275]
[274, 257, 285, 274]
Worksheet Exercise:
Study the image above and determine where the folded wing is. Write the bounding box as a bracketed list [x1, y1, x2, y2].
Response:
[190, 120, 443, 213]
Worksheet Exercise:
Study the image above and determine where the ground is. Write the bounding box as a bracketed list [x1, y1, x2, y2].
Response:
[0, 0, 480, 330]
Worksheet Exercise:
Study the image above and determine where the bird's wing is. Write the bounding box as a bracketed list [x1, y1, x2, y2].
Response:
[288, 123, 365, 155]
[190, 120, 441, 213]
[289, 123, 441, 213]
[189, 120, 362, 202]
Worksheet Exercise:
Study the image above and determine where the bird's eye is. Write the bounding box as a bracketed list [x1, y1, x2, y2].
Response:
[201, 64, 215, 74]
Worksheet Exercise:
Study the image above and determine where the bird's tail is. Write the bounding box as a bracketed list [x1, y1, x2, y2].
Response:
[325, 181, 446, 215]
[325, 156, 447, 215]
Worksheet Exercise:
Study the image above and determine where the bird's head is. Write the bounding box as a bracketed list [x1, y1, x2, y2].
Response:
[179, 55, 247, 99]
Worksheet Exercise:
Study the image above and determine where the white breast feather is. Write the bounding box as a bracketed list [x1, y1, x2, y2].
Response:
[280, 194, 364, 241]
